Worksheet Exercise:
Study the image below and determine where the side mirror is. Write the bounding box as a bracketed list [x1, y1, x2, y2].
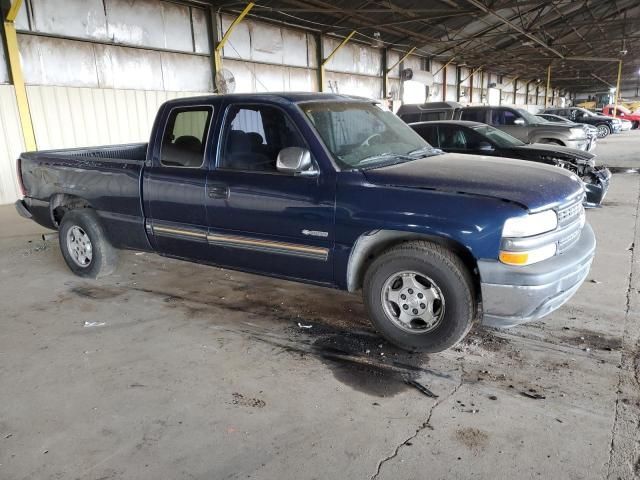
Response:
[276, 147, 317, 176]
[477, 141, 494, 152]
[513, 118, 526, 125]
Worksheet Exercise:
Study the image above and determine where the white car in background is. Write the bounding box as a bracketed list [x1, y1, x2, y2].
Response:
[620, 119, 633, 131]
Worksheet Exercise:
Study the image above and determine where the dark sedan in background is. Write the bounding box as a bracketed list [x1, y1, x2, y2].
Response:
[536, 113, 598, 152]
[409, 120, 611, 207]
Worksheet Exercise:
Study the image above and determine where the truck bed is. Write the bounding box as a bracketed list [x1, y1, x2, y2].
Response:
[18, 143, 149, 251]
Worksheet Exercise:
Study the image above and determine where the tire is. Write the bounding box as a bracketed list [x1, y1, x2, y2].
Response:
[596, 124, 611, 138]
[633, 121, 639, 130]
[59, 209, 117, 278]
[363, 241, 476, 353]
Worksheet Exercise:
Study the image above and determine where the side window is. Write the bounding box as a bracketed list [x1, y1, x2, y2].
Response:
[161, 107, 212, 168]
[411, 125, 439, 147]
[460, 109, 486, 122]
[490, 109, 519, 126]
[400, 113, 421, 123]
[420, 111, 445, 122]
[438, 126, 468, 149]
[567, 109, 578, 120]
[221, 105, 307, 172]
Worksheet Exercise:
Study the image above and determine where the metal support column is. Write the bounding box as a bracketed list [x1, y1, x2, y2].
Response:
[3, 0, 36, 151]
[214, 2, 254, 76]
[381, 47, 388, 101]
[456, 66, 462, 102]
[544, 64, 551, 108]
[613, 60, 623, 116]
[320, 30, 356, 92]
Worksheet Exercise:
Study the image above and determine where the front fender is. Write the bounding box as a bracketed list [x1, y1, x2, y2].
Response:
[334, 177, 526, 290]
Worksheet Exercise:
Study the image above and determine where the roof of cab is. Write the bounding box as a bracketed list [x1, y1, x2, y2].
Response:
[161, 92, 373, 107]
[408, 120, 486, 127]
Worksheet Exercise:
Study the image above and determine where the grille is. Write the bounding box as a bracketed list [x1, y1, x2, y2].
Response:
[557, 200, 583, 228]
[556, 199, 585, 253]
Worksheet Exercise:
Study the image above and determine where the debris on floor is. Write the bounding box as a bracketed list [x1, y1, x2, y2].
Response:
[405, 379, 438, 398]
[83, 321, 106, 328]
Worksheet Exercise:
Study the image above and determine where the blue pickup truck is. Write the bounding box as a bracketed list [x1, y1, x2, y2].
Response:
[15, 93, 596, 352]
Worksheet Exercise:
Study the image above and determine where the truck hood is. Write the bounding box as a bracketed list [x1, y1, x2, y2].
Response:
[362, 153, 584, 212]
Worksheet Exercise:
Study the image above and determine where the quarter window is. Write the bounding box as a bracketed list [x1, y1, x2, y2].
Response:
[460, 109, 486, 122]
[161, 107, 213, 168]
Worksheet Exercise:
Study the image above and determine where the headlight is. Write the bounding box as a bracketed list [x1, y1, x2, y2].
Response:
[569, 127, 585, 138]
[500, 210, 559, 266]
[499, 243, 557, 266]
[502, 210, 558, 237]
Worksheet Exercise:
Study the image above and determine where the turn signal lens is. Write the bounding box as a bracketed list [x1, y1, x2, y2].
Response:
[499, 243, 557, 266]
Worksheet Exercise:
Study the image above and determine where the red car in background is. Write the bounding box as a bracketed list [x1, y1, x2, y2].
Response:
[602, 105, 640, 129]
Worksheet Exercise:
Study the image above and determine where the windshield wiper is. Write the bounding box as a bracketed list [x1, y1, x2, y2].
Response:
[408, 146, 441, 157]
[358, 152, 413, 165]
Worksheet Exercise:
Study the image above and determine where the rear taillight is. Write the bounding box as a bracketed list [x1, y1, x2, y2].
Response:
[16, 157, 26, 197]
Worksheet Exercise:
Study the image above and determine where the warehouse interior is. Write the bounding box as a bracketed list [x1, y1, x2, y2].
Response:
[2, 1, 640, 479]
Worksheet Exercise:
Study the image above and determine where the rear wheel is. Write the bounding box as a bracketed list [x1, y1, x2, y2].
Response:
[596, 124, 611, 138]
[363, 241, 476, 352]
[59, 209, 117, 278]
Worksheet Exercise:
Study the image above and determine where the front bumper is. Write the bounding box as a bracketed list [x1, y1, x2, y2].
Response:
[15, 199, 32, 219]
[564, 138, 590, 151]
[584, 166, 611, 207]
[479, 223, 596, 328]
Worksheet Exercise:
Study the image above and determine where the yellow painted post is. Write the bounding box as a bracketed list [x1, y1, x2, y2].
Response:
[214, 2, 255, 75]
[544, 64, 551, 108]
[320, 30, 356, 92]
[613, 60, 623, 117]
[4, 0, 36, 151]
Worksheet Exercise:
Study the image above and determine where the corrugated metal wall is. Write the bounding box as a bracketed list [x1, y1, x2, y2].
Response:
[26, 86, 208, 150]
[0, 86, 25, 204]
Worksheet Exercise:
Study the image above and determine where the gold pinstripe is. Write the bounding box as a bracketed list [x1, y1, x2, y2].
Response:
[148, 222, 328, 260]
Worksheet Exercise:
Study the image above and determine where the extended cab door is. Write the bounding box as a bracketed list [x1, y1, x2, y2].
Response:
[143, 102, 216, 260]
[204, 102, 335, 284]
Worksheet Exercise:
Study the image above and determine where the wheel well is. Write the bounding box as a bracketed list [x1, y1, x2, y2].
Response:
[346, 230, 480, 297]
[539, 138, 564, 146]
[50, 194, 92, 227]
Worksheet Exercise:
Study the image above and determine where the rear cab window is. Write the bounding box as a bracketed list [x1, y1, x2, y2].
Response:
[160, 106, 213, 168]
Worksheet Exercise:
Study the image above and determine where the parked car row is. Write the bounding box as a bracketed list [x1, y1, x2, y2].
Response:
[397, 102, 611, 207]
[542, 107, 622, 138]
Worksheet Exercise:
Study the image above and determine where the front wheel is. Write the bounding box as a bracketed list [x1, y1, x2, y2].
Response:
[596, 124, 611, 138]
[363, 241, 476, 352]
[59, 209, 118, 278]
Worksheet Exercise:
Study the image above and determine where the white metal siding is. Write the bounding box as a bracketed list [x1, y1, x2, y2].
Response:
[0, 86, 209, 205]
[0, 86, 25, 204]
[26, 86, 209, 150]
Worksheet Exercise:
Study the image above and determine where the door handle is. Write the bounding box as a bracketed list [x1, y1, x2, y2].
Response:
[207, 184, 229, 199]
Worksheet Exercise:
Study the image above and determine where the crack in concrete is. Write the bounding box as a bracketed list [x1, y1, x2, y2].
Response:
[606, 175, 640, 479]
[370, 368, 465, 480]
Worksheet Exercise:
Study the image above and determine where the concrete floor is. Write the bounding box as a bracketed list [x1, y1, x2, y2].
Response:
[1, 131, 640, 480]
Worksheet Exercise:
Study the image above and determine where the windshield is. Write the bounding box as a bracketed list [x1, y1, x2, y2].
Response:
[539, 114, 570, 124]
[301, 102, 439, 169]
[515, 108, 542, 124]
[471, 125, 525, 148]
